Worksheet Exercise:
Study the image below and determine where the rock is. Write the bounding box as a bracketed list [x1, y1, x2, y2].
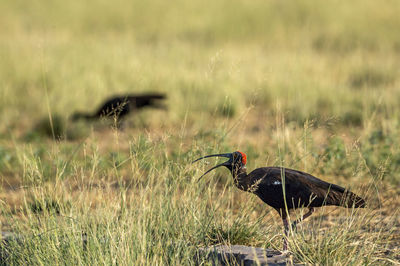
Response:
[197, 245, 295, 265]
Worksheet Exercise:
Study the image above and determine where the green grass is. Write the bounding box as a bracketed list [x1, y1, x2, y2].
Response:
[0, 0, 399, 264]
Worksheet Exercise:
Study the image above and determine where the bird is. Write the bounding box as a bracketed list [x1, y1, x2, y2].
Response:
[71, 94, 166, 127]
[193, 151, 366, 250]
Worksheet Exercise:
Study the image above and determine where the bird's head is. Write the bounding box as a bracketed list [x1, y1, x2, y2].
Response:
[193, 151, 247, 181]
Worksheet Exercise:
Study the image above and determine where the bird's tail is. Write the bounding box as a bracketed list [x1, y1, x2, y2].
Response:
[326, 184, 366, 208]
[133, 94, 166, 100]
[140, 94, 167, 109]
[152, 94, 167, 99]
[150, 94, 166, 99]
[341, 191, 366, 208]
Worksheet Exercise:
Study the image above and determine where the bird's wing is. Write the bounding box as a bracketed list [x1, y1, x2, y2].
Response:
[254, 167, 343, 192]
[250, 167, 364, 207]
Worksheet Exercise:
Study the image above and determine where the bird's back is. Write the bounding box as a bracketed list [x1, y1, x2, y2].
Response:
[95, 96, 131, 118]
[127, 94, 166, 108]
[95, 94, 166, 117]
[246, 167, 365, 211]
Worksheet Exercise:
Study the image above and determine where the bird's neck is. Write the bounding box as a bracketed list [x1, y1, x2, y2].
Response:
[231, 167, 252, 192]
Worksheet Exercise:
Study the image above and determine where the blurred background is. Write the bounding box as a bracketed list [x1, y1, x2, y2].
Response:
[1, 0, 399, 130]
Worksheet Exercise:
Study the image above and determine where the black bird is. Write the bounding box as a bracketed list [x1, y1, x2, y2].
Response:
[71, 94, 166, 126]
[193, 151, 365, 250]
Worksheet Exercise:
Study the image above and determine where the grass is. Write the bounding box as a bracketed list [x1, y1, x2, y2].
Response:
[0, 0, 399, 264]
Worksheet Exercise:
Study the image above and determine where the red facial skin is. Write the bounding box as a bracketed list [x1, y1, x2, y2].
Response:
[238, 151, 247, 165]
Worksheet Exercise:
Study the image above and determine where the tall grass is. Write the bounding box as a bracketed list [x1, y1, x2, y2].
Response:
[1, 124, 397, 264]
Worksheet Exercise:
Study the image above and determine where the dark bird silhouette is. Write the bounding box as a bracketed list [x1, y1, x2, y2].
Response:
[193, 151, 365, 250]
[71, 94, 166, 126]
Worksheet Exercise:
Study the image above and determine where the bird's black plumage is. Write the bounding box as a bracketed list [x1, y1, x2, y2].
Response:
[238, 167, 365, 211]
[71, 94, 166, 124]
[194, 151, 365, 250]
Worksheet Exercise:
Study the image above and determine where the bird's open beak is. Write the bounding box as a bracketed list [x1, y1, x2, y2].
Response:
[192, 153, 233, 182]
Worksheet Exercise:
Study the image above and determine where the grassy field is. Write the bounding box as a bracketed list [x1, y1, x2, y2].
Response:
[0, 0, 399, 264]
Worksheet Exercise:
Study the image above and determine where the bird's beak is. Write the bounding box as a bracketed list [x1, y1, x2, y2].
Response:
[192, 153, 233, 182]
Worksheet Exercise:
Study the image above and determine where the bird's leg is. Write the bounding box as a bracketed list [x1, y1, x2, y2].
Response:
[291, 207, 314, 230]
[282, 214, 289, 251]
[282, 217, 289, 235]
